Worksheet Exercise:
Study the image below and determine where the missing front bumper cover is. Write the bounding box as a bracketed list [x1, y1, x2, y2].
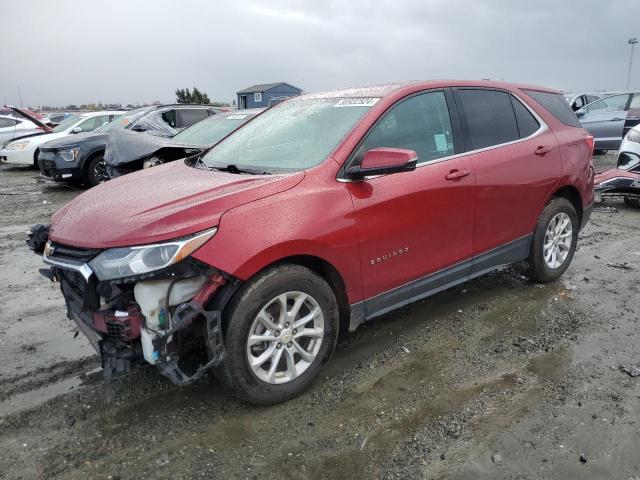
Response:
[153, 302, 226, 385]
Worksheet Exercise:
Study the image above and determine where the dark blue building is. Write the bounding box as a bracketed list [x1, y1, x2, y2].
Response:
[236, 82, 302, 109]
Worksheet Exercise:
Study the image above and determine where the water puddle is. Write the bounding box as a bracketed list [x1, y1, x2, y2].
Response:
[0, 368, 102, 417]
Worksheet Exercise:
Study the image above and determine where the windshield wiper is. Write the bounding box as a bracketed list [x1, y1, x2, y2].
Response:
[210, 164, 270, 175]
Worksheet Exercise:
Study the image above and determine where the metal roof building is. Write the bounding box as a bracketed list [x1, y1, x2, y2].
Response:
[236, 82, 302, 109]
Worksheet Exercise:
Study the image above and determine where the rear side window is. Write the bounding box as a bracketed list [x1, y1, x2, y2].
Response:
[457, 89, 519, 150]
[524, 90, 581, 127]
[180, 108, 209, 127]
[511, 96, 540, 138]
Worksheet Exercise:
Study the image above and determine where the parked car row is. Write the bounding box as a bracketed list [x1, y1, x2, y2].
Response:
[0, 110, 122, 168]
[26, 80, 596, 404]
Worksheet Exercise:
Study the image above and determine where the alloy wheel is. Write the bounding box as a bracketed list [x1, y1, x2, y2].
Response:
[93, 160, 110, 184]
[543, 212, 572, 269]
[246, 291, 325, 384]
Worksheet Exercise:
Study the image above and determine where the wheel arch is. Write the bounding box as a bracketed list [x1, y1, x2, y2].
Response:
[550, 184, 583, 227]
[33, 147, 40, 167]
[82, 148, 105, 173]
[219, 254, 352, 338]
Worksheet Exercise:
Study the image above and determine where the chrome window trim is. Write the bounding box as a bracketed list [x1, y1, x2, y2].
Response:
[337, 91, 548, 183]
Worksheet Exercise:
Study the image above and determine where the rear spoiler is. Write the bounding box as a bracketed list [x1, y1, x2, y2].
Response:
[4, 105, 53, 132]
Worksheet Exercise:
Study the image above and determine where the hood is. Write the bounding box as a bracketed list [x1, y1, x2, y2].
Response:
[105, 129, 199, 166]
[4, 130, 72, 148]
[2, 131, 47, 146]
[5, 105, 52, 131]
[42, 132, 108, 150]
[49, 160, 305, 249]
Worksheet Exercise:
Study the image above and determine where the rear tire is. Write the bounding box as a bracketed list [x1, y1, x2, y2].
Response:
[219, 264, 338, 405]
[86, 153, 109, 187]
[524, 197, 578, 283]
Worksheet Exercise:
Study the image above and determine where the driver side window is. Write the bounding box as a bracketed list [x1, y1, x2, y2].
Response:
[355, 91, 455, 165]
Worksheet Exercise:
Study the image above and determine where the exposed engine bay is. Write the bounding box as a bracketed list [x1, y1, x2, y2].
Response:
[26, 224, 237, 398]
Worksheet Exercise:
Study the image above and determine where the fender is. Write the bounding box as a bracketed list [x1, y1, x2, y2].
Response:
[191, 170, 364, 304]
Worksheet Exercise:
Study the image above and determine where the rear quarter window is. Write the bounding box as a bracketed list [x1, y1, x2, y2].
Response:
[524, 90, 581, 128]
[511, 96, 540, 138]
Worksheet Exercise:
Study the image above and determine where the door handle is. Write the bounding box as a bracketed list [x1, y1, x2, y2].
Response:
[445, 169, 471, 180]
[534, 145, 553, 155]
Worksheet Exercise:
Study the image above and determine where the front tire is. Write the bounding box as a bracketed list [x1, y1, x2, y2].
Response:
[220, 264, 338, 405]
[524, 197, 578, 283]
[86, 153, 109, 187]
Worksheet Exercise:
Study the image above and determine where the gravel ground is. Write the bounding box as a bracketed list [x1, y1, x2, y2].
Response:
[0, 153, 638, 479]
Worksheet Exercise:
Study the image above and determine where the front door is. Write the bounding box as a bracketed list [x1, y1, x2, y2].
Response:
[579, 93, 631, 149]
[345, 90, 475, 315]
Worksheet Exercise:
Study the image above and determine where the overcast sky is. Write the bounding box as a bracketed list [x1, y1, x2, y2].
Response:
[1, 0, 638, 107]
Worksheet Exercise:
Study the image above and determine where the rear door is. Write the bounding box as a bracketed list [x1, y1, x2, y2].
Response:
[578, 93, 632, 149]
[346, 89, 476, 311]
[453, 88, 561, 266]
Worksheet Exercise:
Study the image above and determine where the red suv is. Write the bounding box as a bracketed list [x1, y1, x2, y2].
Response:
[28, 81, 594, 404]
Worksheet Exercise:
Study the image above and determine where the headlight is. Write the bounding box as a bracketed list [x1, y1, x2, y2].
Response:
[625, 129, 640, 144]
[88, 228, 217, 280]
[6, 140, 29, 150]
[57, 147, 80, 162]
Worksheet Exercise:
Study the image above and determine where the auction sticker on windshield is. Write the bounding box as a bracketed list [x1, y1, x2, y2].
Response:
[334, 98, 380, 107]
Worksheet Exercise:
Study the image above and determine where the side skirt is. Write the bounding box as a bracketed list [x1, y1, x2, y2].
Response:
[348, 235, 532, 331]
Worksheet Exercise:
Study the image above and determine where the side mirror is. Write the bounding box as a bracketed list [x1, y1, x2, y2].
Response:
[72, 126, 82, 133]
[576, 109, 585, 118]
[130, 123, 146, 132]
[346, 147, 418, 180]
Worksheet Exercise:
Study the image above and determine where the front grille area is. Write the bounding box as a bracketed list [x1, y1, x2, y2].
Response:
[106, 321, 126, 340]
[49, 242, 101, 264]
[40, 159, 57, 178]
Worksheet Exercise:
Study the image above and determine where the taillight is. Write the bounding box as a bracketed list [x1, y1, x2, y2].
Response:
[584, 134, 594, 154]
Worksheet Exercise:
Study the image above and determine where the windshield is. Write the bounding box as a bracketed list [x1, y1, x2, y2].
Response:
[200, 98, 377, 171]
[173, 113, 256, 146]
[52, 115, 83, 133]
[96, 107, 149, 133]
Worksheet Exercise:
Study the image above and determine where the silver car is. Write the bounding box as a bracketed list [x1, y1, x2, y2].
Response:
[564, 92, 600, 112]
[576, 92, 640, 152]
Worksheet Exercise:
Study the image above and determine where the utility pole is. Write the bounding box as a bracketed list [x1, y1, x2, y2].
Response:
[17, 86, 23, 106]
[627, 38, 638, 90]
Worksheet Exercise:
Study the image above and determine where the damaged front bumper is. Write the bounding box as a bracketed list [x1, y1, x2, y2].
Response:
[38, 150, 83, 182]
[27, 224, 233, 388]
